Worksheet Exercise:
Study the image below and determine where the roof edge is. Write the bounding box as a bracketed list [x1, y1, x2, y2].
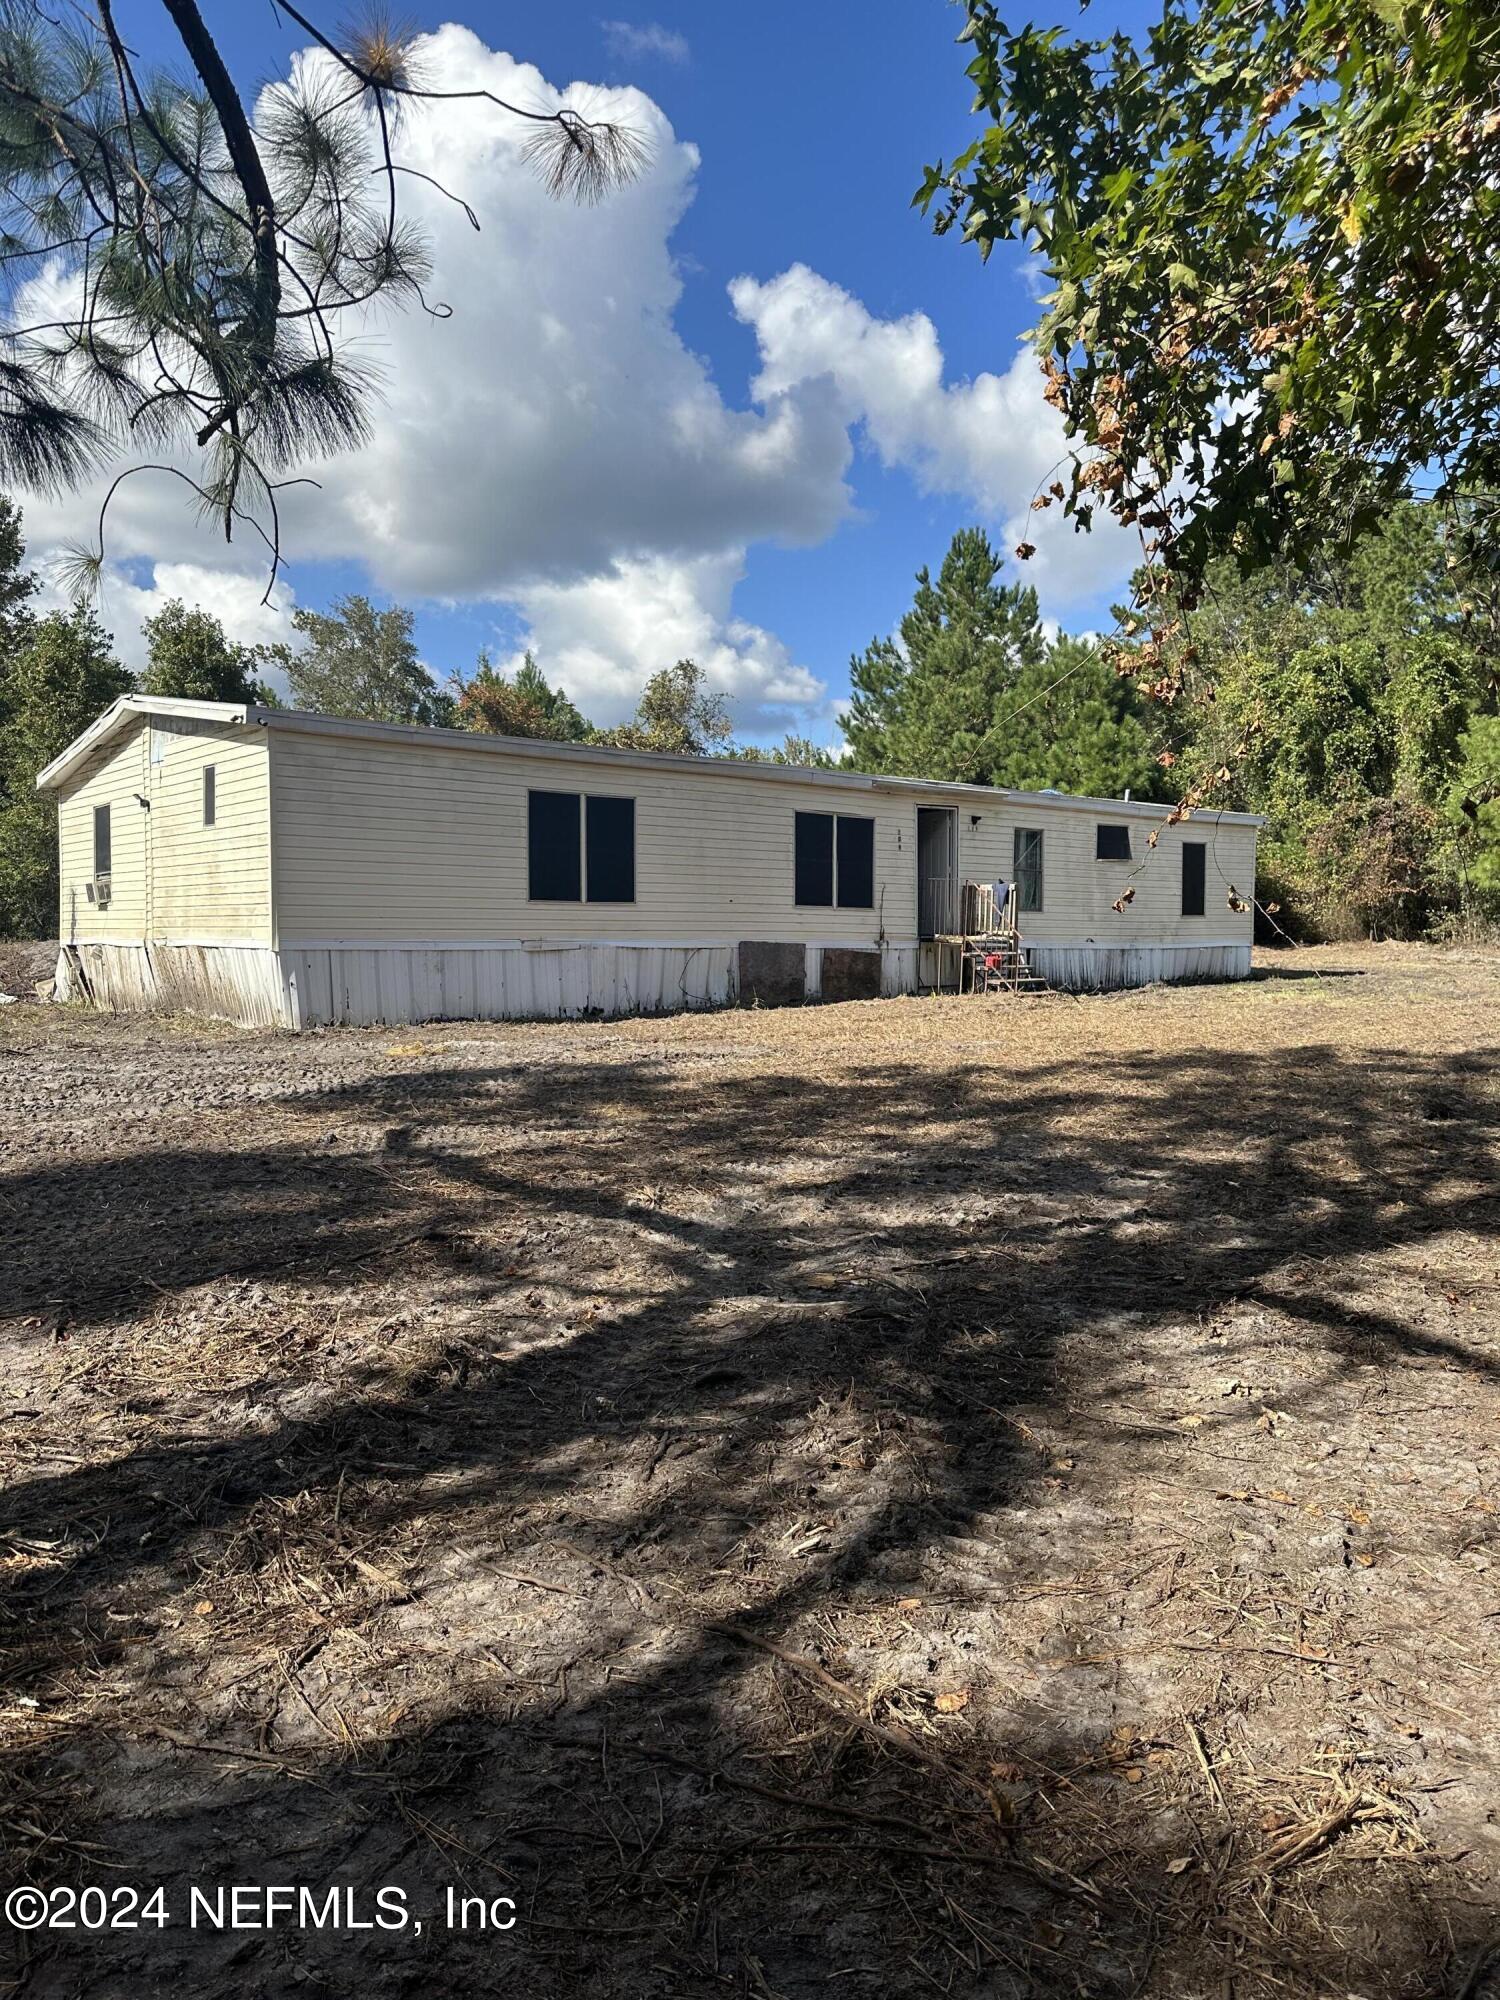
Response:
[249, 706, 1266, 825]
[34, 694, 1267, 828]
[34, 695, 253, 793]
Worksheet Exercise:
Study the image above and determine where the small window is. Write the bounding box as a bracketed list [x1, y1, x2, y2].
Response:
[203, 764, 216, 827]
[528, 789, 582, 901]
[794, 811, 834, 907]
[585, 795, 635, 903]
[1182, 840, 1207, 917]
[93, 802, 111, 877]
[1095, 822, 1131, 861]
[835, 814, 875, 908]
[1014, 827, 1043, 912]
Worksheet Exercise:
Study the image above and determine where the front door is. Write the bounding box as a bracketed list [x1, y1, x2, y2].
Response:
[916, 806, 958, 939]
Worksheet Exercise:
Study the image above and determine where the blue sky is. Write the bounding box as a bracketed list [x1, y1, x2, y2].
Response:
[42, 0, 1155, 740]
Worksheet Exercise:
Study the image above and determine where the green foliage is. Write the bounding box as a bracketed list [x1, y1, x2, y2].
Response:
[454, 649, 590, 741]
[276, 596, 453, 727]
[0, 495, 35, 659]
[591, 659, 733, 757]
[0, 601, 131, 937]
[985, 636, 1158, 799]
[842, 528, 1154, 798]
[139, 599, 277, 707]
[844, 528, 1043, 779]
[1450, 716, 1500, 894]
[924, 0, 1500, 626]
[1162, 504, 1498, 935]
[773, 735, 838, 769]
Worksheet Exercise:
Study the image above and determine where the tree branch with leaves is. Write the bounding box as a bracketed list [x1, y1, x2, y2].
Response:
[0, 2, 647, 597]
[921, 0, 1500, 697]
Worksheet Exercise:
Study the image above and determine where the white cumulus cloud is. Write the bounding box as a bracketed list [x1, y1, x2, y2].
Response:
[34, 561, 295, 678]
[502, 550, 827, 734]
[16, 26, 1132, 734]
[730, 263, 1137, 606]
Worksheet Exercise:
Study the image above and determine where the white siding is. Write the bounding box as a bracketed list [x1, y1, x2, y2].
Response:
[268, 733, 917, 947]
[57, 720, 150, 944]
[55, 717, 271, 946]
[267, 730, 1256, 957]
[956, 804, 1257, 949]
[146, 718, 271, 943]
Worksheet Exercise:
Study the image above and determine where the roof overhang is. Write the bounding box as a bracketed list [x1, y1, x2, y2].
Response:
[34, 695, 251, 793]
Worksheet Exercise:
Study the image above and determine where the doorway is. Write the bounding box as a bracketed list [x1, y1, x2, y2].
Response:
[916, 806, 958, 940]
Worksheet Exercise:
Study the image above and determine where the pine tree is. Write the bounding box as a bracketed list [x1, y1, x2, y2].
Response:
[514, 654, 589, 741]
[842, 528, 1046, 782]
[456, 650, 589, 740]
[0, 10, 643, 587]
[982, 636, 1157, 799]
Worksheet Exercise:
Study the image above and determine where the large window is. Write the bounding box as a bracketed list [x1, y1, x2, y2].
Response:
[93, 803, 111, 878]
[1181, 840, 1206, 918]
[1013, 827, 1044, 912]
[203, 764, 216, 827]
[795, 811, 873, 908]
[1095, 822, 1131, 861]
[585, 794, 635, 903]
[528, 790, 635, 903]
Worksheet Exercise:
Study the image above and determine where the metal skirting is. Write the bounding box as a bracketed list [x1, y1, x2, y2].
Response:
[57, 942, 287, 1028]
[53, 935, 1253, 1030]
[1023, 941, 1252, 991]
[292, 941, 918, 1025]
[280, 942, 736, 1027]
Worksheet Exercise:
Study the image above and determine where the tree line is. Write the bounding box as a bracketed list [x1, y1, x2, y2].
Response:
[1, 496, 1497, 942]
[845, 509, 1500, 944]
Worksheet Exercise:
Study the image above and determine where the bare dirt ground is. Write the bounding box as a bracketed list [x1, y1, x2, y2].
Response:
[2, 943, 1498, 1999]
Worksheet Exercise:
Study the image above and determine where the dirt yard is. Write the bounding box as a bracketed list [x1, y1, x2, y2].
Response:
[2, 944, 1498, 1999]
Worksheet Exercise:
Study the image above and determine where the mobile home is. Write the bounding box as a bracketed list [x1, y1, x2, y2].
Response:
[36, 696, 1262, 1028]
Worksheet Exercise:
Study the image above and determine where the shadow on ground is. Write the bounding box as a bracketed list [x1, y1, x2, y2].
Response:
[2, 1032, 1498, 1998]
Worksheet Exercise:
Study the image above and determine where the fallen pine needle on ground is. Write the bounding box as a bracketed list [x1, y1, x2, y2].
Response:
[1, 940, 1497, 1998]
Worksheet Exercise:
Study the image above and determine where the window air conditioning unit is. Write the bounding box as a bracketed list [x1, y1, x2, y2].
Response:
[92, 872, 112, 908]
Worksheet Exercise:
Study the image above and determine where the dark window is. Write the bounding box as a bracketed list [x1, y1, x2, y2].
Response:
[1096, 822, 1131, 860]
[528, 789, 582, 901]
[794, 811, 835, 906]
[203, 764, 216, 827]
[835, 814, 875, 908]
[93, 803, 111, 877]
[1014, 827, 1043, 912]
[585, 795, 635, 903]
[1182, 840, 1206, 917]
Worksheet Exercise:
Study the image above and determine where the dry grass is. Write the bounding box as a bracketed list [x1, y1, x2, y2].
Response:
[1, 942, 1498, 1998]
